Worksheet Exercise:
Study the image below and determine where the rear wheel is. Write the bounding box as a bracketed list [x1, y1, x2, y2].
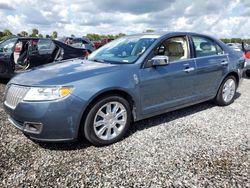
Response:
[83, 95, 131, 146]
[215, 76, 237, 106]
[246, 70, 250, 77]
[0, 64, 6, 74]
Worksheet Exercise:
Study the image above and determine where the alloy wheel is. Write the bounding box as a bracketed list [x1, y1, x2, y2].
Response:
[222, 78, 236, 103]
[93, 101, 127, 140]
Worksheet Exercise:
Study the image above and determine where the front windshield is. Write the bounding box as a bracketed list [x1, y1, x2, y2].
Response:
[88, 36, 157, 64]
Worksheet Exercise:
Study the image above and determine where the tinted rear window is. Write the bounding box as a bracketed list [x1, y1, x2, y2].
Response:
[192, 36, 224, 57]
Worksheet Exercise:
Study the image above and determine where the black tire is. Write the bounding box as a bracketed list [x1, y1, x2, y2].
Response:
[82, 95, 132, 146]
[214, 76, 237, 106]
[246, 70, 250, 77]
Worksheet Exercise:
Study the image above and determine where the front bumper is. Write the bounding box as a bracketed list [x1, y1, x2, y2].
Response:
[4, 94, 86, 142]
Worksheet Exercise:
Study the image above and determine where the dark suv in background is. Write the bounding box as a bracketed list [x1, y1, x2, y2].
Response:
[0, 37, 89, 77]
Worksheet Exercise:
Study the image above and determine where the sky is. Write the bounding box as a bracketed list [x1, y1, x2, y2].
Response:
[0, 0, 249, 38]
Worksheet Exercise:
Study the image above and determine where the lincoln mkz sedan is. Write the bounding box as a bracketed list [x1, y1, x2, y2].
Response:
[3, 32, 245, 146]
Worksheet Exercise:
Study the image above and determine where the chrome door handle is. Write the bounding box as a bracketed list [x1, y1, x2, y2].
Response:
[184, 67, 195, 73]
[221, 60, 228, 65]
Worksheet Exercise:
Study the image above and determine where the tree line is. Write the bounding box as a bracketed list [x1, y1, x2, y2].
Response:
[1, 28, 250, 43]
[220, 38, 250, 44]
[0, 29, 58, 41]
[0, 28, 126, 42]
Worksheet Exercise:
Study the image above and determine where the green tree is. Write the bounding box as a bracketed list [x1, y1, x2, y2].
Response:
[45, 34, 50, 38]
[85, 33, 126, 41]
[3, 29, 12, 37]
[20, 31, 28, 37]
[51, 31, 58, 39]
[86, 34, 102, 41]
[145, 29, 155, 33]
[115, 33, 126, 39]
[31, 28, 39, 37]
[231, 38, 242, 43]
[220, 38, 231, 43]
[38, 33, 43, 38]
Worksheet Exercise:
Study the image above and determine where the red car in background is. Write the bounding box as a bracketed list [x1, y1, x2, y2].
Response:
[227, 42, 250, 77]
[93, 38, 113, 49]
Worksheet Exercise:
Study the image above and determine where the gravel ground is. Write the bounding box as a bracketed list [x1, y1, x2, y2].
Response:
[0, 78, 249, 187]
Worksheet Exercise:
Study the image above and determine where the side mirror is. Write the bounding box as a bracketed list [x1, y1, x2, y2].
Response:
[150, 55, 169, 66]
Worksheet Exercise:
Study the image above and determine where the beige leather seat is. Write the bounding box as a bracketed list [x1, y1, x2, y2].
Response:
[166, 42, 185, 62]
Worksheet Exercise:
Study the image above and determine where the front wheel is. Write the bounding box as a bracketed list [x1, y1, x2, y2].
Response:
[215, 76, 237, 106]
[83, 95, 131, 146]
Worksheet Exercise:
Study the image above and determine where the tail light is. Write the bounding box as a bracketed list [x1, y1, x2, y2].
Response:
[245, 51, 250, 59]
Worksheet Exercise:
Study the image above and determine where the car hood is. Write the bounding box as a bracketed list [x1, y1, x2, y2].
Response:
[10, 59, 122, 86]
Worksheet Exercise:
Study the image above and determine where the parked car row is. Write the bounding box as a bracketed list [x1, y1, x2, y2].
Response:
[226, 42, 250, 77]
[0, 36, 115, 78]
[93, 38, 114, 49]
[61, 37, 96, 53]
[0, 37, 89, 77]
[3, 32, 246, 146]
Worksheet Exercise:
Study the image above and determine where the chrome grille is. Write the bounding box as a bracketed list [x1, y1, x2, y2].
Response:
[4, 85, 29, 109]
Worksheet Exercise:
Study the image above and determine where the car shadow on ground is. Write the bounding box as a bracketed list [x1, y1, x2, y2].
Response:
[129, 92, 241, 135]
[38, 92, 241, 151]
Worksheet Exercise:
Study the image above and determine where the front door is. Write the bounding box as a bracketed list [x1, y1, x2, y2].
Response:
[139, 36, 197, 115]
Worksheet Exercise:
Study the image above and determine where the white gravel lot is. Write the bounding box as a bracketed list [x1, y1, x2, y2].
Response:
[0, 78, 249, 187]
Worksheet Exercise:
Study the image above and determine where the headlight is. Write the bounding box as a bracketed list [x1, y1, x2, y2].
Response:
[23, 86, 73, 101]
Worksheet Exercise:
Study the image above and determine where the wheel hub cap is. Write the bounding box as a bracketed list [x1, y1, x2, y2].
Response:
[94, 102, 127, 140]
[222, 79, 236, 103]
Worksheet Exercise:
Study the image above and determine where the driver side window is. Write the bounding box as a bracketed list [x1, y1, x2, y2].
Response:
[155, 36, 189, 62]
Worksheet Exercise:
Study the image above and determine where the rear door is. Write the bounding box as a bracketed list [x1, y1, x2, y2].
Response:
[29, 39, 55, 67]
[190, 35, 228, 98]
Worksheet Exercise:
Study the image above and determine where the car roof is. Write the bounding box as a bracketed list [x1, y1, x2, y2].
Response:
[128, 31, 214, 37]
[3, 37, 44, 41]
[17, 37, 43, 40]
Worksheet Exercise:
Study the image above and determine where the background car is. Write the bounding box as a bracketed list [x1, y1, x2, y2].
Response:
[244, 52, 250, 77]
[226, 42, 250, 77]
[226, 43, 242, 51]
[242, 43, 250, 77]
[0, 37, 17, 76]
[4, 32, 245, 146]
[63, 37, 95, 52]
[0, 37, 89, 77]
[93, 38, 114, 49]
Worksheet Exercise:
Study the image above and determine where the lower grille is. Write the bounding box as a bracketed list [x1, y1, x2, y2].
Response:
[5, 85, 29, 109]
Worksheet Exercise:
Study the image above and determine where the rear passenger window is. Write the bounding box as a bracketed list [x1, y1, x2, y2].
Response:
[37, 39, 55, 51]
[192, 36, 224, 57]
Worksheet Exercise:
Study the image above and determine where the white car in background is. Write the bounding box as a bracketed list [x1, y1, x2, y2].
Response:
[226, 43, 242, 52]
[226, 43, 250, 77]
